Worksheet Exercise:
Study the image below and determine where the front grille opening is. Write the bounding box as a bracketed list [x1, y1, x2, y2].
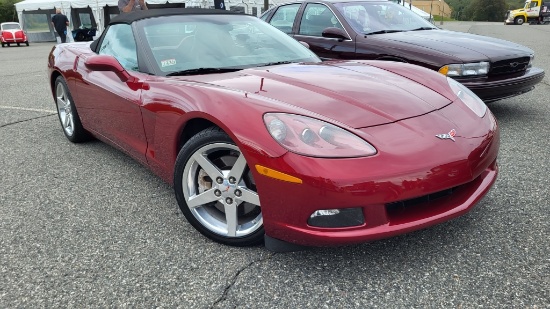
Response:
[385, 186, 460, 225]
[386, 187, 456, 210]
[489, 57, 530, 76]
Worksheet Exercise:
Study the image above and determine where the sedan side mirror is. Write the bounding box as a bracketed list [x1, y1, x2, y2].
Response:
[322, 27, 351, 41]
[84, 55, 134, 82]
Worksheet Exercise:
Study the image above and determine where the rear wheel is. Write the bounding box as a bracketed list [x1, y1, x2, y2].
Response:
[515, 16, 525, 25]
[17, 42, 20, 46]
[1, 43, 4, 47]
[174, 127, 264, 246]
[54, 76, 91, 143]
[25, 41, 29, 46]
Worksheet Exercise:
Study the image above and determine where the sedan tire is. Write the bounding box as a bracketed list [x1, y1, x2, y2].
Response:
[54, 76, 91, 143]
[174, 127, 264, 246]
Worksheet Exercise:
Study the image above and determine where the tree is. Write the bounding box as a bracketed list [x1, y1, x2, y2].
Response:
[468, 0, 508, 21]
[0, 0, 21, 23]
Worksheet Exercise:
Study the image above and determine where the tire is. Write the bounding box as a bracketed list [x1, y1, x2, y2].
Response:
[17, 43, 20, 46]
[25, 41, 29, 46]
[54, 76, 91, 143]
[174, 127, 264, 246]
[1, 43, 4, 48]
[76, 32, 85, 41]
[515, 16, 525, 25]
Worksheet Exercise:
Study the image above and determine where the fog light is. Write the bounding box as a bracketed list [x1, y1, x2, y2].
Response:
[307, 207, 364, 228]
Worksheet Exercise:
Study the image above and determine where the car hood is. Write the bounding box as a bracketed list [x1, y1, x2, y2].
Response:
[184, 61, 452, 128]
[372, 30, 533, 62]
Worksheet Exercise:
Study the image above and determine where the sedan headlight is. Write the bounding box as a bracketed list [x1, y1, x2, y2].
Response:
[527, 54, 534, 69]
[263, 113, 377, 158]
[439, 62, 489, 77]
[447, 77, 487, 118]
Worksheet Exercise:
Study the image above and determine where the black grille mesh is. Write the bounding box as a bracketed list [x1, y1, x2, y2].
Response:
[489, 57, 530, 76]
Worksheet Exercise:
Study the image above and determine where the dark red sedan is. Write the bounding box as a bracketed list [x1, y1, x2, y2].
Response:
[47, 8, 499, 251]
[261, 0, 545, 103]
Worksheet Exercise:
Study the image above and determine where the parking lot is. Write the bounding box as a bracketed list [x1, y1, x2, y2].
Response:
[0, 22, 548, 307]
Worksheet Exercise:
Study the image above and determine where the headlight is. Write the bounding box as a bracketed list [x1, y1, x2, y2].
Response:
[527, 54, 534, 69]
[447, 77, 487, 118]
[263, 113, 377, 158]
[439, 62, 489, 77]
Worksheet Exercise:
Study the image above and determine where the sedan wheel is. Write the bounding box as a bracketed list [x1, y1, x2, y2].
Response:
[174, 127, 264, 246]
[54, 76, 91, 143]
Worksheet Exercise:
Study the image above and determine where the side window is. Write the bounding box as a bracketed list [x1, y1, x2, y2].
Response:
[269, 4, 300, 34]
[99, 24, 138, 71]
[299, 4, 343, 37]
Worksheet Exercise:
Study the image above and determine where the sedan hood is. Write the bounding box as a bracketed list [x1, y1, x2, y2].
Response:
[373, 30, 533, 62]
[187, 62, 452, 128]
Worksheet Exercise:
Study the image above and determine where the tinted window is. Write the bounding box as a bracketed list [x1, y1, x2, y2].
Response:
[299, 4, 343, 36]
[99, 24, 138, 71]
[335, 2, 436, 33]
[269, 4, 300, 34]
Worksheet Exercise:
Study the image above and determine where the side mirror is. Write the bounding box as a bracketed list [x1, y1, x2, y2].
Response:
[321, 27, 351, 40]
[84, 55, 133, 82]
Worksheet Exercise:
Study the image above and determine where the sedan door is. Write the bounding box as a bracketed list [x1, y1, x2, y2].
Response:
[291, 3, 356, 60]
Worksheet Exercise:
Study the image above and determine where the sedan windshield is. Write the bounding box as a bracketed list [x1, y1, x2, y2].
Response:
[139, 14, 321, 75]
[334, 2, 437, 34]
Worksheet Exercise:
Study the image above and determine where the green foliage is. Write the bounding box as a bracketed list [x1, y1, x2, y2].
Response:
[0, 0, 22, 23]
[469, 0, 509, 21]
[445, 0, 527, 20]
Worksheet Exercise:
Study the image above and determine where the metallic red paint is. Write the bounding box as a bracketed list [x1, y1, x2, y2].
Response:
[48, 41, 499, 247]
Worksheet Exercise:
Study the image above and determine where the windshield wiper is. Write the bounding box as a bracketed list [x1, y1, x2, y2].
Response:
[257, 61, 293, 67]
[166, 68, 241, 76]
[408, 27, 437, 31]
[365, 30, 404, 35]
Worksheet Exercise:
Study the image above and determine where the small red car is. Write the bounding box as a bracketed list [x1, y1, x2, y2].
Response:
[1, 22, 29, 47]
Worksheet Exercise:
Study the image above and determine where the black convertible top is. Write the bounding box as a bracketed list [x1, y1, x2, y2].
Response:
[110, 8, 243, 25]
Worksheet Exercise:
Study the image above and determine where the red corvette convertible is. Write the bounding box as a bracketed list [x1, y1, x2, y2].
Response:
[47, 9, 499, 251]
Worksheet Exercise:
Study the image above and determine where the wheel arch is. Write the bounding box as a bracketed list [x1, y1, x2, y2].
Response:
[50, 70, 63, 102]
[177, 118, 221, 155]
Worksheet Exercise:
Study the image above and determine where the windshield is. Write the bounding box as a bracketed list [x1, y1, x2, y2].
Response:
[334, 2, 436, 34]
[139, 14, 321, 75]
[2, 23, 21, 30]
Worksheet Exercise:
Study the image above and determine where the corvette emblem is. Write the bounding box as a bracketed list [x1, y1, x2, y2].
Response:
[436, 129, 456, 142]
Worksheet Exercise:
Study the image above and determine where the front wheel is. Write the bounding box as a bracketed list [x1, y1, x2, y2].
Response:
[174, 127, 264, 246]
[54, 76, 91, 143]
[515, 16, 525, 25]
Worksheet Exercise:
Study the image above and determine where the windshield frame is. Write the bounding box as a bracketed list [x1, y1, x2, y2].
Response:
[134, 14, 321, 76]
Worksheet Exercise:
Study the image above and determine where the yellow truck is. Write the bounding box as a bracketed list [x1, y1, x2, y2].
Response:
[505, 0, 550, 25]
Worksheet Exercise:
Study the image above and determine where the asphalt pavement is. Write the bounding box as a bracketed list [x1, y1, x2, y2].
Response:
[0, 22, 548, 308]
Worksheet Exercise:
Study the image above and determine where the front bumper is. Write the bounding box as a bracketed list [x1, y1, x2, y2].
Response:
[253, 104, 500, 248]
[459, 67, 545, 102]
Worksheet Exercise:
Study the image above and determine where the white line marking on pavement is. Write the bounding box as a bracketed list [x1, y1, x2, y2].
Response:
[0, 105, 56, 113]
